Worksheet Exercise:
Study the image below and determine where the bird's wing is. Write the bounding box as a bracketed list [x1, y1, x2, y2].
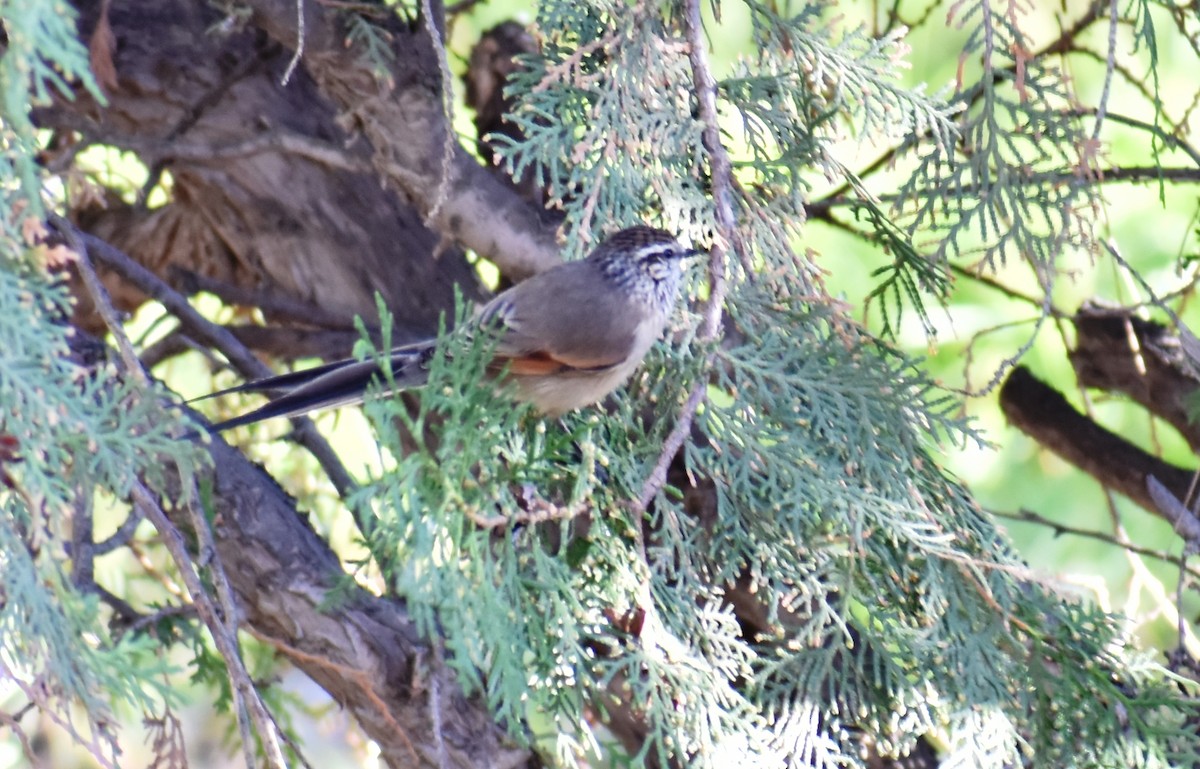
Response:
[479, 266, 642, 376]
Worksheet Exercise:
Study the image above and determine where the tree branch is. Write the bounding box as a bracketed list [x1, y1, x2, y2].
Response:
[190, 437, 531, 768]
[54, 213, 287, 768]
[1069, 304, 1200, 451]
[133, 482, 288, 769]
[242, 0, 562, 280]
[999, 365, 1197, 522]
[638, 0, 737, 511]
[989, 506, 1200, 578]
[79, 232, 362, 501]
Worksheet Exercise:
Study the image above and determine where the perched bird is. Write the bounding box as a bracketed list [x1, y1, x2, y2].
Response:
[200, 226, 697, 432]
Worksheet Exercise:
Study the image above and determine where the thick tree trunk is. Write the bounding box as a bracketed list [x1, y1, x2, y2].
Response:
[52, 0, 482, 350]
[45, 2, 551, 765]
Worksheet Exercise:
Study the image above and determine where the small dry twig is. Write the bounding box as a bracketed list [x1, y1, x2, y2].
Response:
[131, 482, 288, 769]
[637, 0, 737, 512]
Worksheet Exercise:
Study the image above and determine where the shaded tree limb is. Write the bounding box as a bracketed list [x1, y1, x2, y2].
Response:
[176, 434, 532, 769]
[170, 267, 359, 330]
[242, 0, 561, 281]
[139, 325, 365, 373]
[999, 365, 1196, 521]
[1069, 303, 1200, 451]
[79, 231, 361, 499]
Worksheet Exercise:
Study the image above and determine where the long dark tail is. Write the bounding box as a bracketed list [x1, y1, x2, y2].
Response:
[201, 341, 436, 432]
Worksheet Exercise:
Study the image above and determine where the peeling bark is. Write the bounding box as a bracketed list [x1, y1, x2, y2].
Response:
[196, 433, 533, 769]
[999, 304, 1200, 522]
[54, 0, 483, 347]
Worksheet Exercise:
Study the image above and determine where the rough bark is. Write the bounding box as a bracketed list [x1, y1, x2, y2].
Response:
[1000, 303, 1200, 527]
[1000, 365, 1196, 520]
[242, 0, 562, 280]
[1069, 303, 1200, 450]
[54, 0, 483, 349]
[195, 432, 533, 769]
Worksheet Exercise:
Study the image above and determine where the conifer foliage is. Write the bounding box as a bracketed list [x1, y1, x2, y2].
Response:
[1, 0, 1197, 767]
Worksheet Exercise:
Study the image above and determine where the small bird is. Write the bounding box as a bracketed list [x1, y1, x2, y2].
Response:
[201, 226, 697, 432]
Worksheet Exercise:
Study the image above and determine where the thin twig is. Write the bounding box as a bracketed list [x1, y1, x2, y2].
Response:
[79, 234, 269, 379]
[0, 709, 42, 769]
[280, 0, 306, 86]
[1041, 0, 1108, 57]
[4, 667, 119, 768]
[131, 481, 288, 769]
[948, 269, 1055, 398]
[421, 0, 457, 225]
[49, 214, 144, 380]
[637, 0, 737, 511]
[79, 231, 360, 501]
[1072, 109, 1200, 170]
[91, 583, 142, 625]
[94, 506, 146, 554]
[989, 507, 1200, 580]
[1067, 50, 1166, 123]
[171, 267, 356, 328]
[949, 262, 1064, 314]
[960, 316, 1043, 395]
[126, 603, 197, 635]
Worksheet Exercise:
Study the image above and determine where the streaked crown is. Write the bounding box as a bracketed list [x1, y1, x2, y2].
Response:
[588, 226, 697, 316]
